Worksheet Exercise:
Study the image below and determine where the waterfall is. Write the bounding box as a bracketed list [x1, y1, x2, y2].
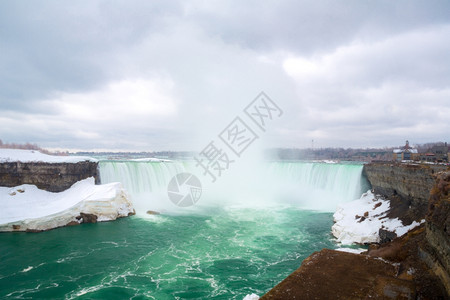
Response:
[99, 160, 369, 214]
[99, 160, 187, 193]
[265, 162, 368, 206]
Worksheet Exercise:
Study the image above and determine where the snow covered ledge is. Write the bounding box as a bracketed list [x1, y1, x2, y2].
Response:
[0, 177, 135, 232]
[332, 191, 424, 245]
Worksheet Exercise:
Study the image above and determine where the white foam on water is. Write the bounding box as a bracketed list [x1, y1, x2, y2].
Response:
[20, 266, 33, 273]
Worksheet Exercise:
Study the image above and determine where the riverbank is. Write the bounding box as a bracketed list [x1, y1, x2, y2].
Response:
[262, 163, 450, 299]
[262, 225, 447, 299]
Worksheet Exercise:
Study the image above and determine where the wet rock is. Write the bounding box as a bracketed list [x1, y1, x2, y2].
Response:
[379, 229, 398, 243]
[76, 213, 98, 223]
[26, 228, 43, 233]
[66, 221, 80, 226]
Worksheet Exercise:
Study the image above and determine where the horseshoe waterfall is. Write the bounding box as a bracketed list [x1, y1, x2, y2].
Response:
[1, 160, 368, 299]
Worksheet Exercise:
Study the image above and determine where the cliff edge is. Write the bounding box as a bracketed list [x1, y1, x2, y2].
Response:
[0, 161, 99, 192]
[363, 162, 448, 224]
[0, 149, 99, 192]
[421, 171, 450, 294]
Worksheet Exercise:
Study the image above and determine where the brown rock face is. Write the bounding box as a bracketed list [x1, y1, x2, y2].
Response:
[422, 171, 450, 294]
[0, 161, 99, 192]
[363, 163, 449, 224]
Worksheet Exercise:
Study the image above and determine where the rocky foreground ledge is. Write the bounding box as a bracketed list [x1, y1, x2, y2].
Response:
[262, 226, 446, 299]
[262, 167, 450, 299]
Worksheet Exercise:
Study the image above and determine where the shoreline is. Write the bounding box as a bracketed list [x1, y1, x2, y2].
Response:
[261, 163, 450, 299]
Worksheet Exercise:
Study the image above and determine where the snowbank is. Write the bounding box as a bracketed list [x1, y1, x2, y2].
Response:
[0, 149, 97, 163]
[131, 157, 172, 162]
[0, 177, 134, 232]
[243, 294, 259, 300]
[321, 160, 338, 164]
[332, 191, 424, 245]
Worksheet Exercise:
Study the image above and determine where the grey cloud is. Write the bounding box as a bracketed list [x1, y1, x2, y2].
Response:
[187, 0, 450, 54]
[0, 0, 449, 150]
[0, 0, 184, 109]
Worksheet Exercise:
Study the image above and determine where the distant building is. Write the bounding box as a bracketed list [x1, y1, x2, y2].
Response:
[393, 140, 419, 161]
[420, 142, 448, 162]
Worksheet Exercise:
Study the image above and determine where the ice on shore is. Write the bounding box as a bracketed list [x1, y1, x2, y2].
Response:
[243, 293, 259, 300]
[0, 149, 97, 163]
[332, 191, 424, 245]
[0, 177, 134, 232]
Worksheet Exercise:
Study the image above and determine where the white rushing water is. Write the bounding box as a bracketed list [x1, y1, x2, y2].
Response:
[99, 160, 368, 215]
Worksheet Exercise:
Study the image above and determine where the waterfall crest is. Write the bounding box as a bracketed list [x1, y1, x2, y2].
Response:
[99, 161, 368, 214]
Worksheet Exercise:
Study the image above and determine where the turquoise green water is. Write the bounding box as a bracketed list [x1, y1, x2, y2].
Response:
[0, 208, 335, 299]
[0, 161, 367, 299]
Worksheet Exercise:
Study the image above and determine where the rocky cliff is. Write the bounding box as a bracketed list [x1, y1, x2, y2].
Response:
[421, 171, 450, 294]
[363, 162, 448, 223]
[0, 161, 99, 192]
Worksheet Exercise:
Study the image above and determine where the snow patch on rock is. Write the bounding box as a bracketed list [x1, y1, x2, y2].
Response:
[332, 190, 424, 245]
[0, 177, 134, 232]
[335, 248, 367, 254]
[0, 149, 97, 163]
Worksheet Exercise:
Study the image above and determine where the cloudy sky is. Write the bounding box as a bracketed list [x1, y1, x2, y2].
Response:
[1, 0, 449, 151]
